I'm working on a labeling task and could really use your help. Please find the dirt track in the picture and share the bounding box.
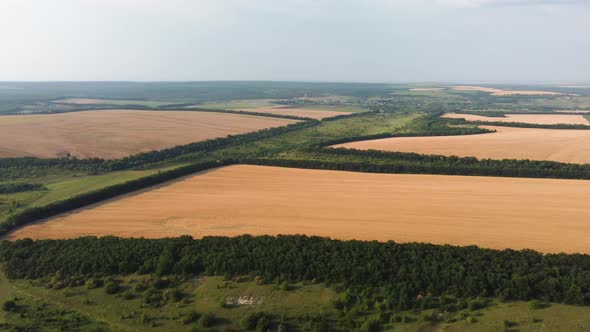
[7,165,590,254]
[335,126,590,164]
[0,110,297,159]
[442,113,590,125]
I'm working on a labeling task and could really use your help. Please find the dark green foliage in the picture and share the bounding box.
[199,312,216,328]
[241,312,267,330]
[2,300,17,312]
[142,288,164,307]
[3,235,590,308]
[104,282,119,294]
[183,310,200,325]
[0,183,46,194]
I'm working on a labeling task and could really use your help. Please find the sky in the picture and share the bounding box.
[0,0,589,83]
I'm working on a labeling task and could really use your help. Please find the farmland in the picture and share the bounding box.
[450,86,564,96]
[7,164,590,254]
[0,110,297,159]
[235,105,353,119]
[335,125,590,164]
[442,112,590,125]
[3,81,590,331]
[53,98,174,108]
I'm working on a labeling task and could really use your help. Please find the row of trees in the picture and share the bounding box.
[0,160,235,236]
[0,183,45,194]
[2,235,589,307]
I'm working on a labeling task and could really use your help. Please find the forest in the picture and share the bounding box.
[2,235,589,308]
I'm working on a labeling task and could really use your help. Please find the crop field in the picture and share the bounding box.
[53,98,173,107]
[450,86,564,96]
[7,165,590,254]
[336,125,590,164]
[442,112,590,125]
[244,105,353,119]
[0,110,297,159]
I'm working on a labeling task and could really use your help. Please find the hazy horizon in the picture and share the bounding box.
[1,0,589,82]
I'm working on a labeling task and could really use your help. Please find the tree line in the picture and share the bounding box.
[0,160,236,236]
[2,235,589,308]
[0,183,46,194]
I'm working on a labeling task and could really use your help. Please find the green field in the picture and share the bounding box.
[55,99,176,108]
[3,273,590,332]
[0,165,183,224]
[194,99,279,109]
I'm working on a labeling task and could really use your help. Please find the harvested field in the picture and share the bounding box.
[0,110,297,159]
[6,165,590,254]
[451,86,563,96]
[442,112,590,125]
[334,126,590,164]
[245,106,352,119]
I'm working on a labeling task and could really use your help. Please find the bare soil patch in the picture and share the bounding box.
[245,106,351,120]
[451,86,563,96]
[442,113,590,125]
[334,126,590,164]
[0,110,297,159]
[6,165,590,254]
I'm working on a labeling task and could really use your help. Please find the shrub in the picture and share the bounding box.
[163,288,184,302]
[241,312,266,330]
[2,300,17,312]
[361,318,381,332]
[85,278,104,289]
[468,297,487,311]
[199,312,216,328]
[143,288,164,307]
[182,310,200,325]
[105,282,120,294]
[528,299,550,309]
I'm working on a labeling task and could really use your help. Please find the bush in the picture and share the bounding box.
[104,282,120,294]
[85,278,104,289]
[143,288,164,307]
[241,312,266,330]
[199,312,216,328]
[528,299,550,309]
[164,288,184,302]
[468,297,487,311]
[361,318,381,332]
[123,291,136,300]
[2,300,17,312]
[182,310,200,325]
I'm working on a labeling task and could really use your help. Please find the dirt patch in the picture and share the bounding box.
[442,113,590,125]
[245,106,351,120]
[0,110,297,159]
[451,86,563,96]
[6,165,590,254]
[334,126,590,164]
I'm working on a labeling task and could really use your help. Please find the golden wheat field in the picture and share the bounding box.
[7,165,590,254]
[442,113,590,125]
[451,86,564,96]
[0,110,297,159]
[334,125,590,164]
